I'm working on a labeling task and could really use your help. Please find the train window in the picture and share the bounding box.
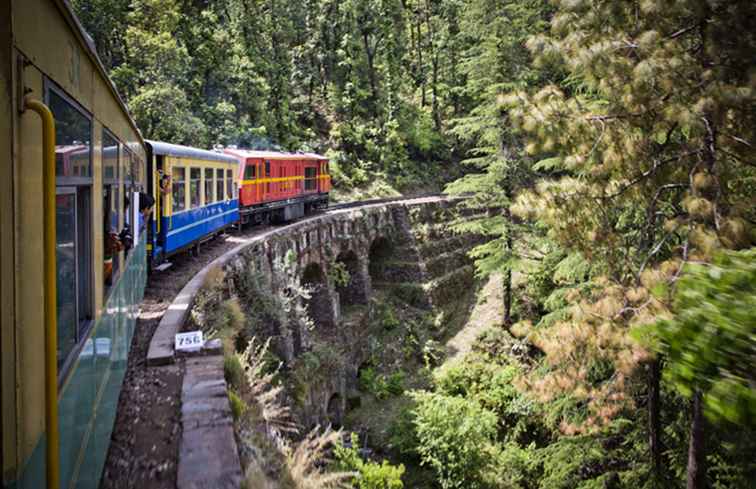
[172,167,186,212]
[48,86,92,182]
[216,168,224,201]
[190,168,201,208]
[244,164,255,180]
[226,169,233,200]
[305,167,317,191]
[123,149,134,192]
[265,161,271,193]
[204,168,214,204]
[102,130,120,294]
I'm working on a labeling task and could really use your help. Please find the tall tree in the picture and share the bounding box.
[507,0,755,482]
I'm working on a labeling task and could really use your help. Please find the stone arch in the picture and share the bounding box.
[335,249,368,307]
[368,236,394,284]
[326,392,343,427]
[302,262,335,328]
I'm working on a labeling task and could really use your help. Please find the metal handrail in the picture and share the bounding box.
[23,97,60,489]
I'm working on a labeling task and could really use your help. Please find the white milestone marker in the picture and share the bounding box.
[175,331,204,353]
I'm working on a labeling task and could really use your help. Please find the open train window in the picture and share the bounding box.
[216,168,224,202]
[244,164,255,180]
[226,169,234,200]
[204,168,214,204]
[190,168,201,208]
[172,167,186,212]
[102,130,120,296]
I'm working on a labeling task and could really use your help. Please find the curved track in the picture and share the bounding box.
[100,193,444,489]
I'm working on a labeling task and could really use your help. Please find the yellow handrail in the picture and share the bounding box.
[24,97,59,489]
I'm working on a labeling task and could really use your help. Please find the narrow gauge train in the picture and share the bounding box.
[1,2,331,489]
[145,142,331,265]
[2,1,148,488]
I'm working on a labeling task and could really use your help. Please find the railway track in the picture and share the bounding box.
[101,192,447,489]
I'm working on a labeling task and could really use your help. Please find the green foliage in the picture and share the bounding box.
[329,261,351,289]
[642,249,756,426]
[376,302,401,331]
[334,433,405,489]
[433,357,535,435]
[224,354,245,390]
[359,367,405,399]
[228,389,248,421]
[410,391,498,489]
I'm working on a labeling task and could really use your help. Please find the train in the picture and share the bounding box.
[145,142,330,266]
[0,1,329,489]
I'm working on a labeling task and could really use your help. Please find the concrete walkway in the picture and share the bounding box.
[177,355,242,489]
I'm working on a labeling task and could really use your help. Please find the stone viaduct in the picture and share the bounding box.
[147,196,489,488]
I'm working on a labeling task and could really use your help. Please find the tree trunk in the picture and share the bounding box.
[503,207,513,326]
[686,391,706,489]
[648,359,661,485]
[415,19,425,107]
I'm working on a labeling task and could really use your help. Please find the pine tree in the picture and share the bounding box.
[505,0,755,483]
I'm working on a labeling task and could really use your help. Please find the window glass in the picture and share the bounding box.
[205,168,214,204]
[50,89,91,180]
[265,161,270,176]
[123,149,134,192]
[226,169,233,200]
[244,164,255,180]
[216,168,224,202]
[172,167,186,212]
[56,191,77,367]
[305,167,317,191]
[190,168,201,208]
[102,131,120,292]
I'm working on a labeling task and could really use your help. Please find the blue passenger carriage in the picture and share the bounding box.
[146,141,240,264]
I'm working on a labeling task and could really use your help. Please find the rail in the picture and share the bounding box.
[326,192,444,212]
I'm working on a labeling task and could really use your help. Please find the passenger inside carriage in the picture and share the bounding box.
[116,192,155,255]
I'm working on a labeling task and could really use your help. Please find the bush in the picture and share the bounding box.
[359,367,405,399]
[229,389,248,421]
[335,433,405,489]
[410,391,498,489]
[224,354,245,389]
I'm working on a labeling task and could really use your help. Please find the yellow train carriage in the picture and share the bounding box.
[1,1,148,488]
[146,140,240,262]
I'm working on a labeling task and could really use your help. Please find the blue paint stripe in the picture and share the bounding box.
[159,200,239,254]
[167,208,238,236]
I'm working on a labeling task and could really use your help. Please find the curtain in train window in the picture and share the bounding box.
[204,168,214,204]
[190,168,201,208]
[226,169,233,200]
[102,131,120,293]
[172,167,186,212]
[216,168,224,202]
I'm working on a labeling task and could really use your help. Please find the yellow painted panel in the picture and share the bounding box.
[92,123,103,318]
[14,0,95,111]
[1,16,18,480]
[15,65,47,466]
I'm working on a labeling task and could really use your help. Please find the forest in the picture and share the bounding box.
[74,0,755,488]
